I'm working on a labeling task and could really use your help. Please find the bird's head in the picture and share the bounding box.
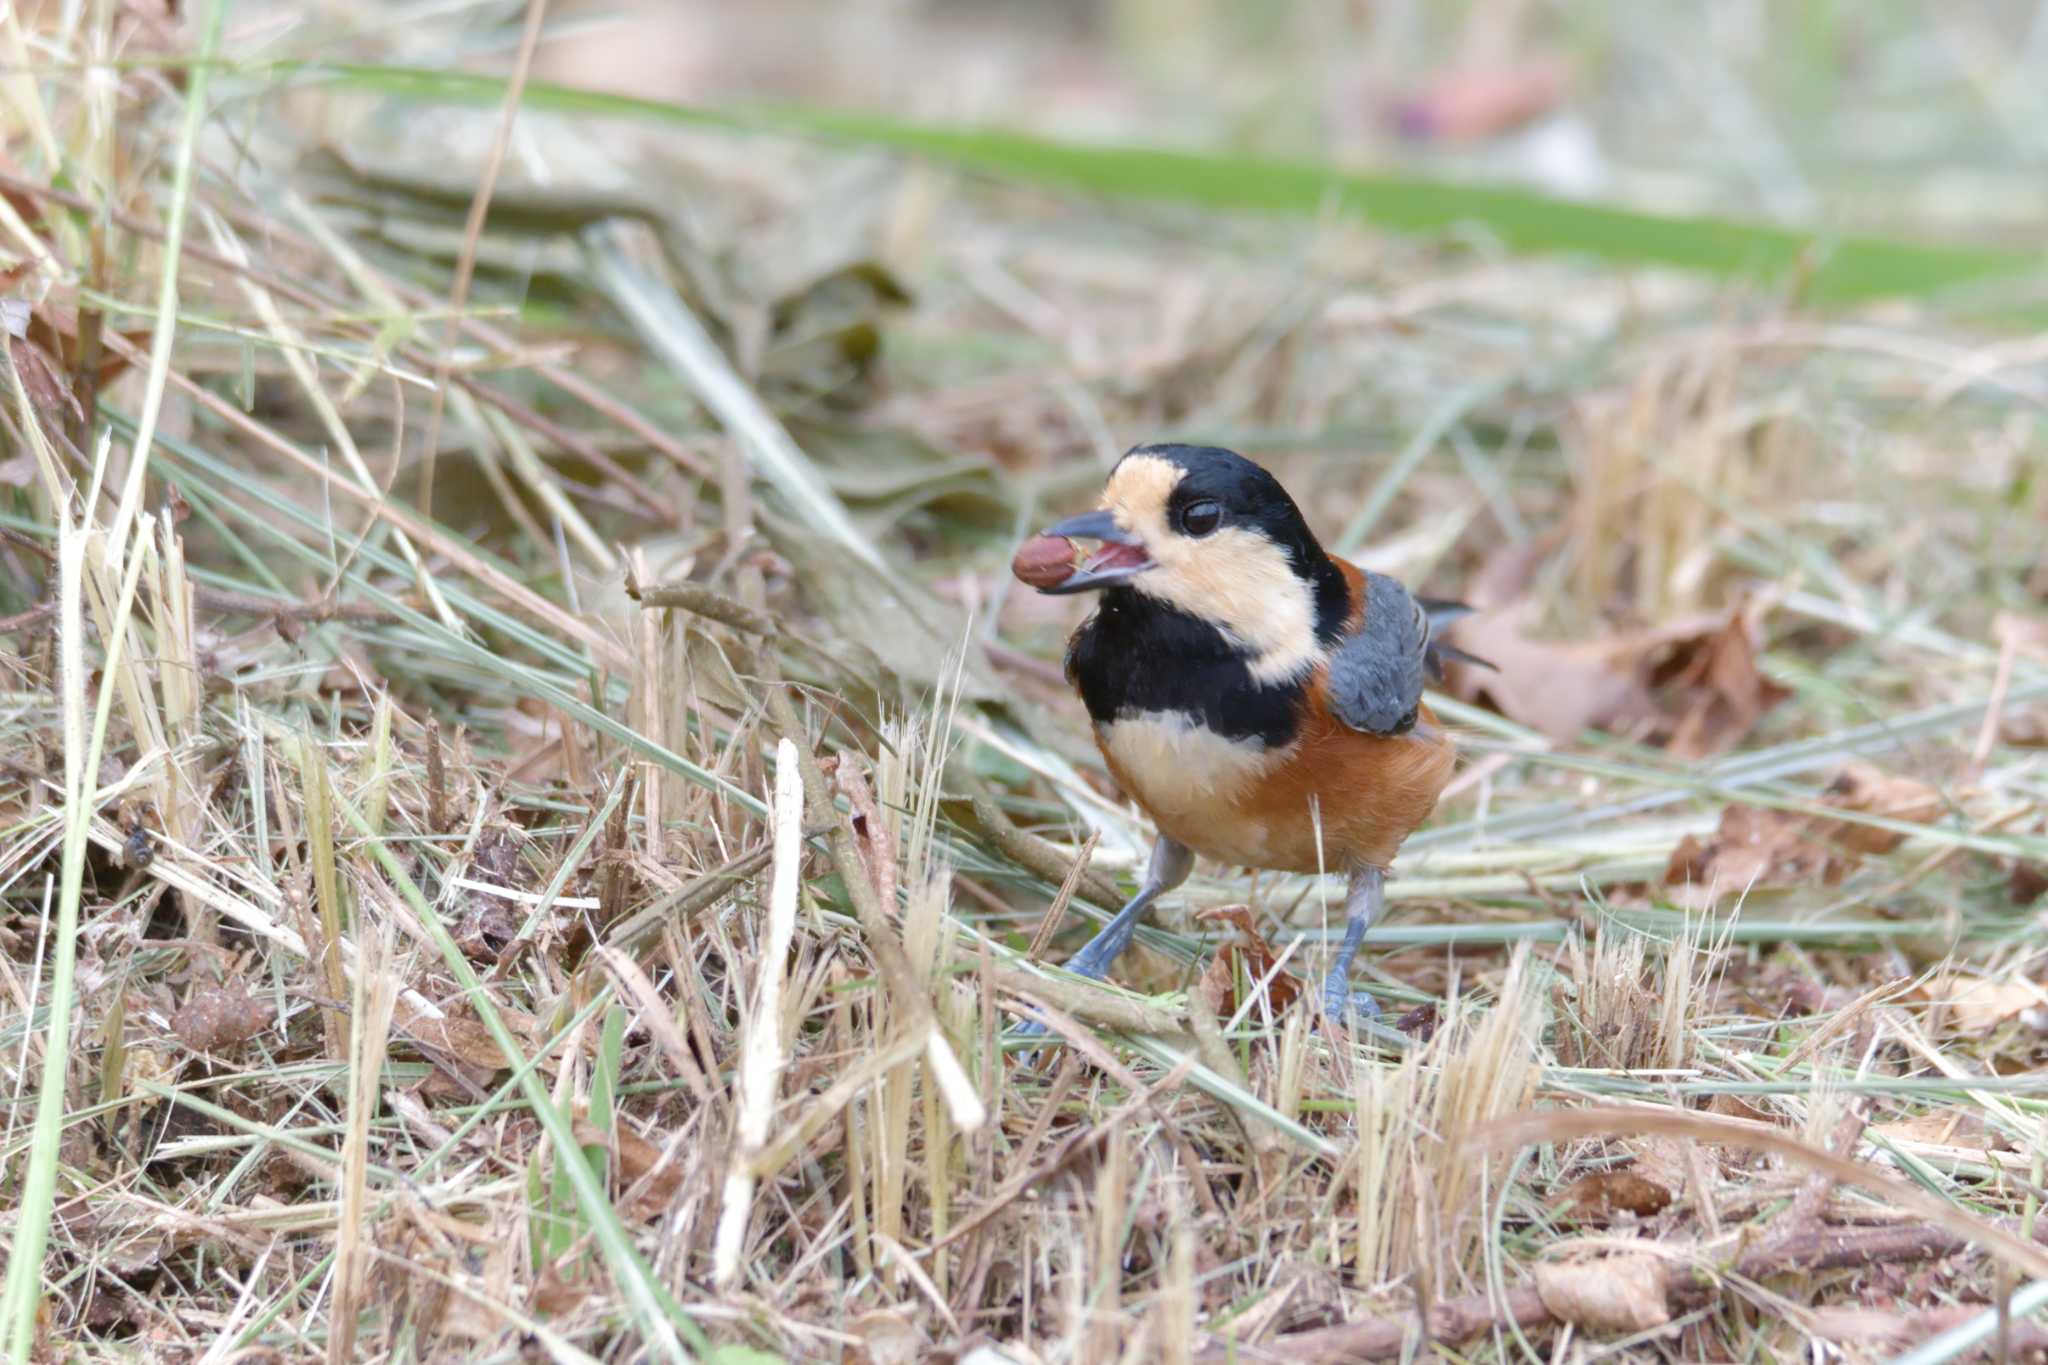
[1035,444,1344,680]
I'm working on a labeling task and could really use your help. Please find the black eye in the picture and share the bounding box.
[1179,499,1222,537]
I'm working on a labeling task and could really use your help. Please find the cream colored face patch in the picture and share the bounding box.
[1099,453,1323,684]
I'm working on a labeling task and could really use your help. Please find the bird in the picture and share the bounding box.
[1013,443,1488,1025]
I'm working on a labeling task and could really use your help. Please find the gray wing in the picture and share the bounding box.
[1326,572,1432,736]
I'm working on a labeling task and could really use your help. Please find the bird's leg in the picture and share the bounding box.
[1011,836,1192,1042]
[1063,836,1193,980]
[1320,863,1386,1023]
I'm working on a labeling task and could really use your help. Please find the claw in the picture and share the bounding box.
[1319,972,1383,1027]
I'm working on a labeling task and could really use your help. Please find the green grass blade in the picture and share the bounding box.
[283,61,2047,306]
[340,793,708,1360]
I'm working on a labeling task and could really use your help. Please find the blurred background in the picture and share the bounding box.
[506,0,2048,239]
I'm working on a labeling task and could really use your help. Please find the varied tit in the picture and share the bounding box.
[1013,443,1488,1024]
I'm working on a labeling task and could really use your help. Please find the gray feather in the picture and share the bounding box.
[1327,572,1430,736]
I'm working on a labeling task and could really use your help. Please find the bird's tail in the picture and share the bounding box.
[1416,597,1498,679]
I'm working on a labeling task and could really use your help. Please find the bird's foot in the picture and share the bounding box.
[1008,1013,1052,1044]
[1319,971,1383,1028]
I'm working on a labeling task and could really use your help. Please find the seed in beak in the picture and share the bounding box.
[1012,534,1080,590]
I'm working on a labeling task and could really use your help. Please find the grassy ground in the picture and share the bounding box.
[6,3,2048,1361]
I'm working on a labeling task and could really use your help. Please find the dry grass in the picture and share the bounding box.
[5,4,2048,1363]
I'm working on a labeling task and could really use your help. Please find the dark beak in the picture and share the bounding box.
[1038,509,1154,595]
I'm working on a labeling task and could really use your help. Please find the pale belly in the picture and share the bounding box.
[1095,711,1291,867]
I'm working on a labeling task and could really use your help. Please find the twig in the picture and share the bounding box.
[1781,1108,1870,1233]
[1027,828,1099,961]
[599,839,776,955]
[189,585,400,624]
[0,601,56,635]
[969,795,1126,913]
[0,524,56,561]
[628,576,775,635]
[991,964,1184,1035]
[1195,1217,2040,1363]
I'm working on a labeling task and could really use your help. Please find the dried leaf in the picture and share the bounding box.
[170,979,275,1054]
[1446,544,1787,754]
[392,996,532,1071]
[1663,764,1942,908]
[1193,905,1302,1016]
[843,1307,923,1365]
[1532,1254,1670,1332]
[12,334,82,428]
[24,306,143,387]
[1869,1109,2007,1153]
[1551,1170,1674,1223]
[1812,764,1942,855]
[1920,975,2048,1034]
[1664,805,1840,910]
[1445,600,1657,743]
[530,1263,592,1317]
[1706,1093,1775,1126]
[571,1118,684,1217]
[1652,611,1793,758]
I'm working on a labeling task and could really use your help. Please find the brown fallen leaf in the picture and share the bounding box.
[170,979,275,1054]
[1811,764,1944,855]
[1550,1170,1674,1223]
[1918,975,2048,1035]
[1447,601,1787,755]
[1664,805,1840,911]
[1531,1254,1670,1333]
[12,333,82,429]
[571,1118,683,1216]
[24,304,144,390]
[1868,1109,2009,1153]
[1706,1093,1776,1127]
[529,1263,592,1317]
[843,1307,923,1365]
[1193,905,1302,1017]
[1662,764,1943,909]
[1444,600,1658,744]
[392,995,534,1071]
[1653,611,1793,759]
